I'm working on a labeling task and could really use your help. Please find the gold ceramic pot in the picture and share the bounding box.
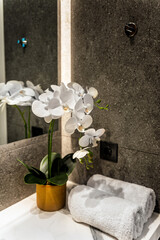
[36,184,66,211]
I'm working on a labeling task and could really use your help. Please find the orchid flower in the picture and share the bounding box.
[0,80,39,107]
[0,80,45,138]
[0,80,24,100]
[51,82,76,110]
[65,115,93,134]
[26,80,43,99]
[32,82,76,123]
[67,82,85,98]
[87,87,98,99]
[6,88,36,106]
[73,148,90,160]
[73,93,94,117]
[79,128,105,147]
[67,82,98,99]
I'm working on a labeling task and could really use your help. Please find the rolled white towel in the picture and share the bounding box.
[68,185,144,240]
[87,174,156,223]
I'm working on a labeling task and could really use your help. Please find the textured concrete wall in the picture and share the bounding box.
[71,0,160,212]
[3,0,58,143]
[0,133,61,211]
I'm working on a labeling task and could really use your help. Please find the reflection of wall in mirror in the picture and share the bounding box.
[3,0,58,144]
[0,0,7,145]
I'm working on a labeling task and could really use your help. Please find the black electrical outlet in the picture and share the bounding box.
[100,141,118,163]
[32,126,43,137]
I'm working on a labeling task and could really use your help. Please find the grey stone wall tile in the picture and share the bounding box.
[71,0,160,212]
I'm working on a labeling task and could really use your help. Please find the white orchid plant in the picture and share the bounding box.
[0,80,43,138]
[30,82,108,173]
[1,80,108,186]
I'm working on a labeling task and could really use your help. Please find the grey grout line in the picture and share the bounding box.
[119,146,159,156]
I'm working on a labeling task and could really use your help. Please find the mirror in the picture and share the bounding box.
[0,0,58,145]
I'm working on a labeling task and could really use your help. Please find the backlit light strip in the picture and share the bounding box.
[58,0,72,156]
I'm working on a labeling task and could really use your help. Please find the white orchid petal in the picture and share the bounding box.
[60,89,73,104]
[48,98,61,109]
[53,91,60,98]
[26,80,43,94]
[68,82,84,96]
[81,115,93,129]
[51,115,62,120]
[95,137,100,141]
[92,139,98,147]
[60,82,68,93]
[85,128,96,136]
[44,115,52,123]
[51,85,60,92]
[7,95,33,105]
[49,106,64,117]
[26,80,34,88]
[79,135,91,147]
[35,85,43,94]
[73,149,89,159]
[75,98,84,112]
[39,91,53,102]
[65,117,77,134]
[84,94,94,107]
[74,98,85,119]
[88,87,98,98]
[84,103,93,114]
[21,88,35,96]
[74,109,85,120]
[7,80,24,86]
[95,128,105,137]
[5,81,23,96]
[66,97,76,110]
[17,101,32,106]
[32,100,50,118]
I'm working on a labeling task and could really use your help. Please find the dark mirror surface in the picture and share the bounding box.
[1,0,58,144]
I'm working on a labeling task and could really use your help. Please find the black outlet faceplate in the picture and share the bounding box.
[100,141,118,163]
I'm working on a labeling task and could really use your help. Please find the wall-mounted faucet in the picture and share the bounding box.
[17,37,28,48]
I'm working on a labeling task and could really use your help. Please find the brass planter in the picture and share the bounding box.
[36,184,66,211]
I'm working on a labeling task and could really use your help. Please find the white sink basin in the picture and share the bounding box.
[0,182,160,240]
[0,194,95,240]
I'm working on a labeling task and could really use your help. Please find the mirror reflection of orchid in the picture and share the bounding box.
[32,82,108,170]
[0,80,43,138]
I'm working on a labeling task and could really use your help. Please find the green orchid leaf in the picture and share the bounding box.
[17,159,46,179]
[17,158,31,171]
[30,167,46,179]
[48,173,68,186]
[24,174,47,185]
[51,156,63,177]
[62,153,76,176]
[40,152,61,177]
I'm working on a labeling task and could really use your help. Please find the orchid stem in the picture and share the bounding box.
[79,132,83,150]
[14,105,28,139]
[48,119,54,179]
[28,106,31,138]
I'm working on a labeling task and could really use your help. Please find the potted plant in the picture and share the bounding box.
[16,82,108,211]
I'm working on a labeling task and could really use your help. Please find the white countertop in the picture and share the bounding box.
[0,182,160,240]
